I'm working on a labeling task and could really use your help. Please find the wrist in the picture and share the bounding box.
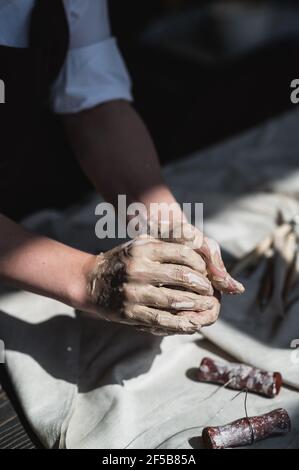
[136,185,178,210]
[67,252,101,313]
[129,185,185,229]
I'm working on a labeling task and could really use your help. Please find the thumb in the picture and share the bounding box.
[198,237,245,295]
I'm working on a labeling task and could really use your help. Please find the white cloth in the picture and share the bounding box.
[1,109,299,449]
[0,0,132,112]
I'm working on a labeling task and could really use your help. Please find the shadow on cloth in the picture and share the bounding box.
[0,309,163,392]
[76,312,163,393]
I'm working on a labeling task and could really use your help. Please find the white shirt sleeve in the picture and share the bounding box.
[51,0,133,113]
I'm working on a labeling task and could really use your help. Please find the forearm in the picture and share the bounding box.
[0,214,95,310]
[63,101,244,295]
[63,100,177,210]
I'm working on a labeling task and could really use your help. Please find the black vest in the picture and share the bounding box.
[0,0,90,220]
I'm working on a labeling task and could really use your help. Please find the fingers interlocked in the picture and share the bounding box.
[92,237,220,335]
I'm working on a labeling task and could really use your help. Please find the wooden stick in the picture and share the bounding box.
[202,408,291,449]
[198,357,282,398]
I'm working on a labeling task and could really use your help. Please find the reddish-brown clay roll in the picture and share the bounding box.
[198,357,282,398]
[202,408,291,449]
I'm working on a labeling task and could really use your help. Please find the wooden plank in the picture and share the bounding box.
[0,382,36,449]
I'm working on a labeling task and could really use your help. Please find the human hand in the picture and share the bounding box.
[87,236,220,335]
[157,221,245,295]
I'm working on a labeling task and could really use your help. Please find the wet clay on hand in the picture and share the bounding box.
[88,236,220,335]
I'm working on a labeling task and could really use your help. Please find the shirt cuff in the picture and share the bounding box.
[51,37,133,114]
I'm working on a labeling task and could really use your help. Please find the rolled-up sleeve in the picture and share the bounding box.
[51,0,132,114]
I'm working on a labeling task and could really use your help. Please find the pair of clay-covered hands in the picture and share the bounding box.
[88,223,245,335]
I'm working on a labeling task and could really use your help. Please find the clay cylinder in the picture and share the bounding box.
[198,357,282,398]
[202,408,291,449]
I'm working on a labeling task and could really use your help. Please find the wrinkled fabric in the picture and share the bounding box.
[1,109,299,449]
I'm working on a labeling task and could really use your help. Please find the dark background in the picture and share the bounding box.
[109,0,299,163]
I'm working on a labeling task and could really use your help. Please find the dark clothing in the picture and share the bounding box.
[0,0,90,220]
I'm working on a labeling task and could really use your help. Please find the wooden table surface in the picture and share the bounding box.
[0,370,37,449]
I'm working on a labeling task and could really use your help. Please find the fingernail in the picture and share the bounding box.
[189,320,202,332]
[186,272,211,291]
[215,274,245,294]
[204,299,215,309]
[172,301,195,310]
[232,278,245,294]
